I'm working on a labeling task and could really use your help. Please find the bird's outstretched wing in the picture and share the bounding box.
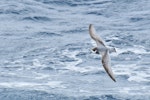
[89,24,106,48]
[89,24,116,82]
[101,49,116,82]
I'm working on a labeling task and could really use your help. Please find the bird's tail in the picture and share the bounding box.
[109,47,116,53]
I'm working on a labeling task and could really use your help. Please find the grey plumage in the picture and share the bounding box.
[89,24,116,82]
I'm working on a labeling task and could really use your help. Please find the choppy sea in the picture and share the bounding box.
[0,0,150,100]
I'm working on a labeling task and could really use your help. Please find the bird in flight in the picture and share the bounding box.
[89,24,116,82]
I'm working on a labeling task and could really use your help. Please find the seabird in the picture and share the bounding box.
[89,24,116,82]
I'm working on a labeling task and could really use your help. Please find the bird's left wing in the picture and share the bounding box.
[101,49,116,82]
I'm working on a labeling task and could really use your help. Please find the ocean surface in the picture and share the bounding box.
[0,0,150,100]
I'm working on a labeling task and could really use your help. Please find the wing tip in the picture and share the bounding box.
[109,74,116,82]
[109,73,117,82]
[112,78,117,82]
[89,24,93,29]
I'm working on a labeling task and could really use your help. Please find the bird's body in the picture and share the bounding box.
[89,24,116,82]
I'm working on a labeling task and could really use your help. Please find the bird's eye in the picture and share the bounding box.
[93,49,96,52]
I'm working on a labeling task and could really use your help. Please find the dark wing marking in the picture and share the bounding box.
[89,24,106,48]
[101,49,116,82]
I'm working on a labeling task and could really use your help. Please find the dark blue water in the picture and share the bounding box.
[0,0,150,99]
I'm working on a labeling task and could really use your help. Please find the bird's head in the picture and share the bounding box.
[92,47,99,54]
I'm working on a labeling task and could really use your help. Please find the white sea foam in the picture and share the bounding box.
[0,81,65,89]
[33,72,50,80]
[116,45,149,55]
[61,49,82,70]
[114,64,150,83]
[128,69,150,82]
[0,82,39,88]
[128,76,149,82]
[46,81,66,88]
[61,49,102,73]
[65,66,101,73]
[119,86,150,95]
[32,59,46,68]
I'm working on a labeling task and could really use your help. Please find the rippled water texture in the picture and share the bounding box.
[0,0,150,100]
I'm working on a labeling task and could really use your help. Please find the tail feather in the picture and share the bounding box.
[109,47,116,53]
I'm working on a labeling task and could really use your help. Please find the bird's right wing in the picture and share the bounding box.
[101,49,116,82]
[89,24,106,48]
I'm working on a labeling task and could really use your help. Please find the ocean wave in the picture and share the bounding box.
[23,16,51,21]
[0,0,150,99]
[37,31,62,36]
[0,88,150,100]
[114,64,150,83]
